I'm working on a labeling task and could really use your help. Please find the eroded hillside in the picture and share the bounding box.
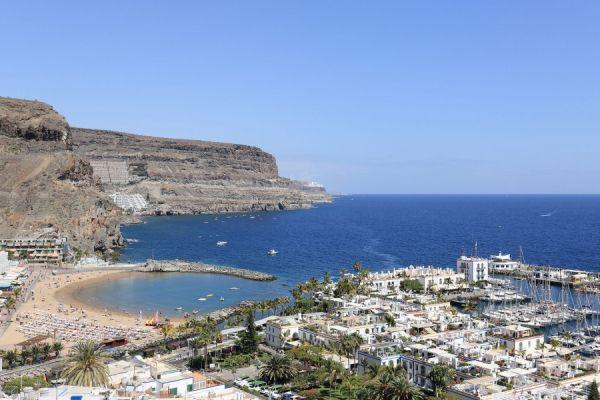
[0,96,329,256]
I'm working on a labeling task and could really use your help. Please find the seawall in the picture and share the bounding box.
[136,259,276,281]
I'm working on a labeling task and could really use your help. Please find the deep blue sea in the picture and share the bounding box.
[77,195,600,316]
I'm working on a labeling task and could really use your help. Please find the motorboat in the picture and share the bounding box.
[219,296,225,301]
[198,298,207,301]
[267,249,279,256]
[229,287,240,291]
[207,294,214,297]
[175,307,183,311]
[216,241,228,246]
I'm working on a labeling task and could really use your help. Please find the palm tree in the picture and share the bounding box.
[428,364,455,397]
[353,261,362,272]
[341,332,364,370]
[384,313,396,327]
[325,361,348,397]
[20,347,31,365]
[30,344,41,363]
[370,372,423,400]
[5,296,15,312]
[61,341,109,387]
[53,341,64,357]
[159,323,174,343]
[323,271,332,285]
[259,354,297,384]
[41,343,52,360]
[5,350,17,368]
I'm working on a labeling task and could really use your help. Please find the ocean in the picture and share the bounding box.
[76,195,600,315]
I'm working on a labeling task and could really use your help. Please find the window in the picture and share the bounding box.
[169,388,178,396]
[187,384,193,392]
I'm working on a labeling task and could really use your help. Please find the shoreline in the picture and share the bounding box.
[0,265,273,350]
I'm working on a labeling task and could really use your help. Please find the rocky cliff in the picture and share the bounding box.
[71,128,329,214]
[0,96,329,256]
[0,97,123,255]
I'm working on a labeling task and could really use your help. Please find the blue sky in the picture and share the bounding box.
[1,1,599,194]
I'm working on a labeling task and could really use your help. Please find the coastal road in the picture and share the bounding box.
[0,359,62,384]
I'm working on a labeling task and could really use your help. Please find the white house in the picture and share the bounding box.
[456,255,489,283]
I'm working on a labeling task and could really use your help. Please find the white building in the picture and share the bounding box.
[457,255,489,283]
[369,266,463,294]
[494,325,544,353]
[489,252,520,272]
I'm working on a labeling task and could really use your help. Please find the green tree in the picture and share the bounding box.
[61,341,109,387]
[5,296,16,312]
[237,310,259,354]
[428,364,455,397]
[30,344,41,363]
[158,323,174,343]
[53,341,64,357]
[370,371,423,400]
[259,354,297,384]
[341,332,364,370]
[20,347,31,365]
[4,350,18,368]
[41,343,52,360]
[323,271,332,285]
[384,313,397,327]
[589,380,600,400]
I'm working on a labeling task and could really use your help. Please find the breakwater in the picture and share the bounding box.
[136,259,276,281]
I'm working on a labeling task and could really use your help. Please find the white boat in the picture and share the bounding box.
[175,307,183,311]
[192,310,199,314]
[267,249,278,256]
[198,298,207,301]
[216,241,228,246]
[206,294,214,297]
[229,287,240,291]
[219,296,225,301]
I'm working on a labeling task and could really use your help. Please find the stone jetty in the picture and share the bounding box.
[136,259,276,281]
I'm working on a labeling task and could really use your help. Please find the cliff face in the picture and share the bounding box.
[71,128,330,214]
[0,96,329,256]
[0,97,71,145]
[0,97,123,255]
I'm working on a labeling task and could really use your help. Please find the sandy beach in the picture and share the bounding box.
[0,269,159,350]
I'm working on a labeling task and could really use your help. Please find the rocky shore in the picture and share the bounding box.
[137,259,276,281]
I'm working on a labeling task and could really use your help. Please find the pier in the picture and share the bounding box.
[492,263,600,293]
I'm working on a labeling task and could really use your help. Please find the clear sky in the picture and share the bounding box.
[1,1,599,194]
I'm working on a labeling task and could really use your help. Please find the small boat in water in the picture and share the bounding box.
[175,306,183,311]
[216,241,228,246]
[207,293,214,297]
[267,249,279,256]
[198,298,207,301]
[219,296,225,301]
[192,310,199,314]
[229,287,240,291]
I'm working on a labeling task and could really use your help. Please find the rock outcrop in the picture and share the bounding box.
[0,97,71,146]
[0,96,329,256]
